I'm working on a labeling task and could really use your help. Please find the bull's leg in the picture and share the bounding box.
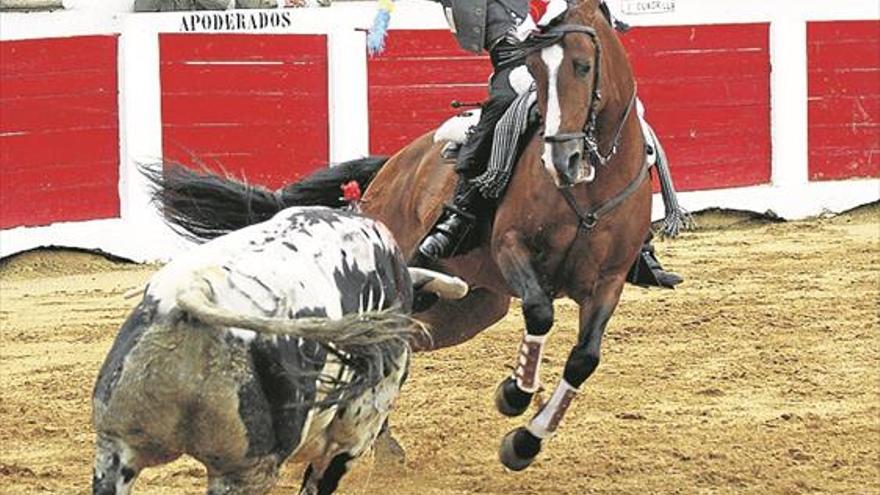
[499,274,626,471]
[493,233,555,418]
[299,453,355,495]
[373,418,406,468]
[92,435,141,495]
[206,456,280,495]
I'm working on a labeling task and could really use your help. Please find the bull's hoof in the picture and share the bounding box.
[373,429,407,469]
[494,376,533,417]
[499,427,541,471]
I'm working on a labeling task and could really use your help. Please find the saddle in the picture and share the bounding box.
[434,89,542,201]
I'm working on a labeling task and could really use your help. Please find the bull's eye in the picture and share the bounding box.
[573,60,591,78]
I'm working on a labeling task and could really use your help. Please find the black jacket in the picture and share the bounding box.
[434,0,529,54]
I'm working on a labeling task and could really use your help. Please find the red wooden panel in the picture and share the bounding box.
[161,34,327,61]
[638,76,769,108]
[368,30,492,155]
[807,21,880,41]
[808,96,879,126]
[809,42,880,71]
[624,24,770,52]
[808,123,879,150]
[808,21,880,181]
[160,34,328,188]
[0,69,116,99]
[810,69,880,97]
[0,36,118,73]
[1,94,118,132]
[0,128,119,169]
[162,93,322,125]
[0,36,120,229]
[622,50,769,80]
[367,25,771,191]
[625,24,771,191]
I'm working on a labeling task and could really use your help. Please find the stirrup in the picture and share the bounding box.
[417,206,476,261]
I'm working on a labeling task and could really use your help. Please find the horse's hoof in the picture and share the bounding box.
[494,376,533,417]
[373,429,406,468]
[499,427,541,471]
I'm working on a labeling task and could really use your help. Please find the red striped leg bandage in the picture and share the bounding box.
[514,333,547,394]
[526,379,578,439]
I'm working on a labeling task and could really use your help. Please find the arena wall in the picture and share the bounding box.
[1,0,878,261]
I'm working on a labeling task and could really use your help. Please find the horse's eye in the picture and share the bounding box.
[573,60,591,77]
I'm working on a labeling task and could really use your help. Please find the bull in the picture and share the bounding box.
[91,206,466,495]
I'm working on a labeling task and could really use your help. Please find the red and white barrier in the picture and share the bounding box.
[1,0,878,261]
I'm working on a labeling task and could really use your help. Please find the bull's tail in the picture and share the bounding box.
[144,156,389,243]
[176,273,420,348]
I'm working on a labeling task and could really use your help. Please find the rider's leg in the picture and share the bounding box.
[628,232,683,289]
[414,67,518,264]
[629,99,683,289]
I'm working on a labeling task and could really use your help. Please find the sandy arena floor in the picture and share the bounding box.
[1,206,878,495]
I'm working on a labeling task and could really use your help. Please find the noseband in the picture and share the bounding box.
[527,24,636,168]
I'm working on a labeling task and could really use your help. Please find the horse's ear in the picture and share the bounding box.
[569,0,601,21]
[576,0,600,10]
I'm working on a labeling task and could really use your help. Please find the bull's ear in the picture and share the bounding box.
[408,268,469,300]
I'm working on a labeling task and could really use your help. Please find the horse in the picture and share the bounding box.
[153,0,651,471]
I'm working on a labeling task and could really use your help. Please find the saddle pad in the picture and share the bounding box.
[434,110,482,145]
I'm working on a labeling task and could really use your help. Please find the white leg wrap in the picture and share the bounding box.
[514,332,547,394]
[526,379,578,440]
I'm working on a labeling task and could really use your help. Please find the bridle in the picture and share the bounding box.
[528,22,652,290]
[526,24,636,168]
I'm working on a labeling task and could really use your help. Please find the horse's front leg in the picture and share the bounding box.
[493,233,556,418]
[499,273,626,471]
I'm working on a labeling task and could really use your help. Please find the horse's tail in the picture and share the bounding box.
[143,156,389,243]
[276,156,389,208]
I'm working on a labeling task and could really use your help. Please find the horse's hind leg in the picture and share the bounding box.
[493,233,555,418]
[414,287,511,351]
[499,274,626,471]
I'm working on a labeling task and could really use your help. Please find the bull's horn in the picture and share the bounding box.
[408,268,469,300]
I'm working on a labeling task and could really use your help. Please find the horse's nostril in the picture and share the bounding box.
[568,152,581,171]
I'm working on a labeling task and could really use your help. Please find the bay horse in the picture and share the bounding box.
[154,0,651,471]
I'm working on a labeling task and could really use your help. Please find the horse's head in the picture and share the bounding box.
[527,0,608,188]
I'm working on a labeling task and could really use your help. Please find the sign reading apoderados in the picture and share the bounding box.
[180,11,293,32]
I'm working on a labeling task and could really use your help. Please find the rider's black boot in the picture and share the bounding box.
[415,178,478,264]
[627,236,683,289]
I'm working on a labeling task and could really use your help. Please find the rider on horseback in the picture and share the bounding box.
[417,0,683,289]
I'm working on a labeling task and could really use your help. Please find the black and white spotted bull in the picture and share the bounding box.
[91,207,466,495]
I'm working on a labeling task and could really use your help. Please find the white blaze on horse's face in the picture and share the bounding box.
[539,43,596,188]
[541,44,564,185]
